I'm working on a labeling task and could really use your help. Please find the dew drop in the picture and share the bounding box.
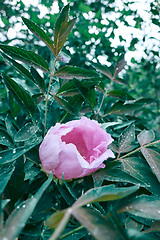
[22,205,26,208]
[13,149,16,154]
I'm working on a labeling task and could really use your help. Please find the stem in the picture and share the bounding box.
[119,139,160,160]
[97,81,113,116]
[44,59,57,136]
[59,225,84,239]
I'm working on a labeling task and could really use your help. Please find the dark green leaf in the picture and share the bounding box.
[73,184,139,208]
[92,62,112,79]
[0,44,49,73]
[141,148,160,183]
[54,95,74,114]
[1,52,35,81]
[137,130,155,146]
[0,138,42,165]
[72,207,125,240]
[57,81,79,96]
[0,164,15,195]
[0,129,13,147]
[54,66,99,79]
[2,72,35,117]
[112,78,129,86]
[22,17,54,54]
[108,90,133,101]
[118,123,135,153]
[114,57,126,77]
[54,4,76,56]
[0,173,53,240]
[30,67,45,93]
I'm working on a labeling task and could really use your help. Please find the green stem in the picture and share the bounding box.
[44,59,57,136]
[59,225,84,239]
[97,81,113,116]
[119,139,160,160]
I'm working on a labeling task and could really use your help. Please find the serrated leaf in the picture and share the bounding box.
[141,148,160,183]
[54,95,74,114]
[0,138,42,165]
[2,72,35,116]
[92,62,113,79]
[54,66,99,79]
[1,52,35,81]
[72,207,125,240]
[137,130,155,146]
[118,195,160,220]
[118,123,135,153]
[0,164,15,195]
[30,67,45,93]
[0,44,49,73]
[121,157,160,195]
[0,172,53,240]
[14,122,39,142]
[73,184,139,208]
[22,17,55,54]
[54,4,76,56]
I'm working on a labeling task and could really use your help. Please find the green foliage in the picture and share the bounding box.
[0,1,160,240]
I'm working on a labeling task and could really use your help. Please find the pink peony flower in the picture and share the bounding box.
[39,117,115,180]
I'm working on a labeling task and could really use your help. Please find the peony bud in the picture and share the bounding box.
[39,117,115,180]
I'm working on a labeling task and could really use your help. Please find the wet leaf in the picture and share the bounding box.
[73,184,139,208]
[141,148,160,183]
[54,95,74,114]
[0,164,15,195]
[137,130,155,146]
[30,67,45,93]
[118,123,135,153]
[118,195,160,220]
[114,57,126,77]
[14,122,39,142]
[0,173,53,240]
[92,62,113,79]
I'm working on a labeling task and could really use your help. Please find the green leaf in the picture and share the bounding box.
[1,52,35,81]
[112,78,129,86]
[30,67,45,93]
[0,44,49,73]
[2,72,35,117]
[54,4,76,56]
[118,195,160,221]
[54,95,74,114]
[108,90,134,101]
[57,81,79,96]
[72,207,125,240]
[118,123,135,153]
[141,148,160,183]
[0,138,42,165]
[92,62,113,79]
[121,157,160,195]
[22,17,55,54]
[54,66,99,79]
[46,210,66,229]
[14,122,39,142]
[114,57,126,77]
[92,164,146,188]
[73,184,139,208]
[137,130,155,146]
[0,164,15,195]
[0,173,53,240]
[0,129,13,147]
